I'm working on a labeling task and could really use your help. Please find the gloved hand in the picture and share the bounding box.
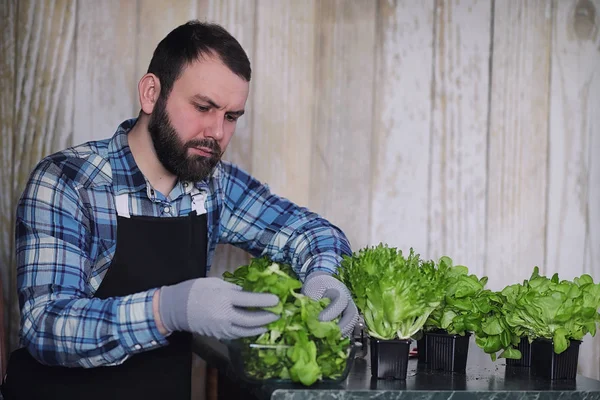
[301,271,359,337]
[158,277,280,339]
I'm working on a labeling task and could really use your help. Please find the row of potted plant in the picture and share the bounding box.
[334,244,600,381]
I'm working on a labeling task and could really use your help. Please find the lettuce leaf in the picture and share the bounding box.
[335,244,444,340]
[223,256,351,386]
[501,267,600,354]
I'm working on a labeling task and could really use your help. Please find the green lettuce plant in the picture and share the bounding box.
[223,257,351,386]
[335,244,444,340]
[501,267,600,354]
[421,257,521,361]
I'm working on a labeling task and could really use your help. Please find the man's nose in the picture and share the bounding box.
[205,113,224,141]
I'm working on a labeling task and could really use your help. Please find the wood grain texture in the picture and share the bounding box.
[0,0,17,363]
[546,0,600,379]
[73,0,139,143]
[582,0,600,378]
[196,0,257,279]
[370,0,435,256]
[135,0,197,84]
[485,0,552,291]
[250,0,316,208]
[310,0,377,251]
[428,0,491,277]
[0,0,16,296]
[11,0,76,348]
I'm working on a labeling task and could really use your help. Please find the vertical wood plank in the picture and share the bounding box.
[73,0,139,143]
[547,0,600,379]
[485,0,552,291]
[370,0,435,256]
[583,0,600,377]
[428,0,492,277]
[136,0,197,84]
[0,0,17,358]
[251,0,316,208]
[194,1,257,279]
[310,0,377,251]
[11,0,76,348]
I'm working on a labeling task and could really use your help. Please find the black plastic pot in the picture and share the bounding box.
[530,338,581,380]
[370,338,411,380]
[506,337,532,367]
[426,330,471,372]
[417,336,428,364]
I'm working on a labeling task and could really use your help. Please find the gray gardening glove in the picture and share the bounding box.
[159,277,280,339]
[301,271,359,338]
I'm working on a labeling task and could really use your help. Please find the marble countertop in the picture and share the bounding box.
[192,335,600,400]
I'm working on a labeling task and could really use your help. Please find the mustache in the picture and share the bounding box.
[186,139,222,157]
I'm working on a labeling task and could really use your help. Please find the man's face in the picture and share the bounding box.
[148,55,249,182]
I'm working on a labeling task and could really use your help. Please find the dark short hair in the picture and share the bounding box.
[147,20,251,98]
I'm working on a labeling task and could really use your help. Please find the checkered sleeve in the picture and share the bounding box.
[218,162,352,281]
[15,159,168,368]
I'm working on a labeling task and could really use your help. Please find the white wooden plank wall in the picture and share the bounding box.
[370,0,435,257]
[0,0,16,312]
[309,0,377,250]
[486,0,552,290]
[73,0,139,143]
[428,0,491,279]
[1,0,599,383]
[0,0,17,375]
[547,0,600,379]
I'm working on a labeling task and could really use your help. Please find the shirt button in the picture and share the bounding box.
[163,206,171,213]
[134,344,142,350]
[183,182,188,187]
[151,340,157,346]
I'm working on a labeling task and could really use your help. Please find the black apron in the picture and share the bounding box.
[1,192,208,400]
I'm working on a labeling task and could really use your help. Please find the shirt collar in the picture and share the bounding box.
[108,118,148,195]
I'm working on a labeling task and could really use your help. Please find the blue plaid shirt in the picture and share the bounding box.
[16,118,351,368]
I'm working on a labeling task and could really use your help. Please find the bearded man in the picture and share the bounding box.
[1,20,358,400]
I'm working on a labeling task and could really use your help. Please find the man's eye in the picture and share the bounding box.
[195,105,209,112]
[226,114,238,122]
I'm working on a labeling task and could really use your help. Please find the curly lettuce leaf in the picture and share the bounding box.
[336,244,444,340]
[223,256,350,386]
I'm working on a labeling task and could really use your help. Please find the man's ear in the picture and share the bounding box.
[138,73,161,114]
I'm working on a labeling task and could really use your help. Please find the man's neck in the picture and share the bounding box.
[128,116,178,196]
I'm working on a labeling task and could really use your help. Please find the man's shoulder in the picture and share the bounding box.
[213,160,253,182]
[210,160,274,199]
[36,138,113,189]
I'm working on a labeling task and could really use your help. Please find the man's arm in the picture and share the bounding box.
[217,162,352,280]
[217,163,359,336]
[16,160,168,368]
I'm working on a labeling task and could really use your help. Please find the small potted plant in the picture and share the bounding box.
[336,245,444,380]
[501,267,600,380]
[420,257,488,372]
[468,289,521,363]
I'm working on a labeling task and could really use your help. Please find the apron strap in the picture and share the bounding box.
[115,194,130,218]
[190,187,207,215]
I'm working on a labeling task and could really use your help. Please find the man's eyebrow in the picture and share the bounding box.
[227,109,245,117]
[191,94,244,116]
[192,94,221,109]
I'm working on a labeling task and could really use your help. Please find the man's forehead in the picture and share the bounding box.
[174,58,249,104]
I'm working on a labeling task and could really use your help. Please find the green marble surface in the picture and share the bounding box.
[192,335,600,400]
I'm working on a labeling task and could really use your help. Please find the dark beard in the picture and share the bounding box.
[148,95,222,182]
